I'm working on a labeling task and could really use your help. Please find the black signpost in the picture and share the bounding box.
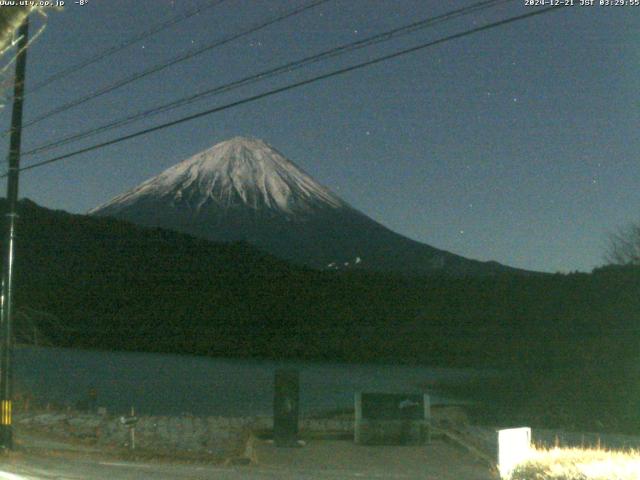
[273,368,299,447]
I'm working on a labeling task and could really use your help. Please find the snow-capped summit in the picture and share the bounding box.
[91,137,518,276]
[90,137,345,216]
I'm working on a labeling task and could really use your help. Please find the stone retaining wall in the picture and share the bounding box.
[15,412,249,457]
[15,407,465,456]
[14,411,355,456]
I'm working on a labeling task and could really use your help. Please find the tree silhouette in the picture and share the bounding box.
[606,223,640,266]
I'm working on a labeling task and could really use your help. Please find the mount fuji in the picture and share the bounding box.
[90,137,517,275]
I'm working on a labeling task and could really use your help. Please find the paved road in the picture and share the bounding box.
[255,438,497,480]
[0,438,497,480]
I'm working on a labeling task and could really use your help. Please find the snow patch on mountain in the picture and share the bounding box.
[90,137,346,216]
[327,256,364,270]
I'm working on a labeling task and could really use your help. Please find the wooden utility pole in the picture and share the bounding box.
[0,15,29,450]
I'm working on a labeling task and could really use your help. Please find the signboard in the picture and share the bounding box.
[355,392,430,445]
[360,393,426,420]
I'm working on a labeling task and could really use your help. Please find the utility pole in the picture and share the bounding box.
[0,16,29,450]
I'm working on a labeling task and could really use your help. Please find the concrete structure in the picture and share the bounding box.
[354,392,431,445]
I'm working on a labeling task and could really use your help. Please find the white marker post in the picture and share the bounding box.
[498,427,532,478]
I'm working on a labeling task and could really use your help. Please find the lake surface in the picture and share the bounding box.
[15,346,490,416]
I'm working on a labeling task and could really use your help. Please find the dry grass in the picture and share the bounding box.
[509,446,640,480]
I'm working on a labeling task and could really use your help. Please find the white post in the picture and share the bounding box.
[498,427,531,478]
[130,406,135,450]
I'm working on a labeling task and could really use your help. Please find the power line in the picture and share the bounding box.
[9,5,565,177]
[14,0,331,132]
[23,0,515,157]
[25,0,228,95]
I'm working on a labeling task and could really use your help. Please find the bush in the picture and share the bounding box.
[510,447,640,480]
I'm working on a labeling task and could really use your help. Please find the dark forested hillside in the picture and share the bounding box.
[3,199,640,431]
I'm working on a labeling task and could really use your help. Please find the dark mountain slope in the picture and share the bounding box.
[90,137,524,276]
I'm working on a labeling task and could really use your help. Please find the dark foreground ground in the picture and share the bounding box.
[0,433,497,480]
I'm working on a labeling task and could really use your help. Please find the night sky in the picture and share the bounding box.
[0,0,638,273]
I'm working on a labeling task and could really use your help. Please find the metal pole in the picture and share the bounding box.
[130,406,135,450]
[0,16,29,450]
